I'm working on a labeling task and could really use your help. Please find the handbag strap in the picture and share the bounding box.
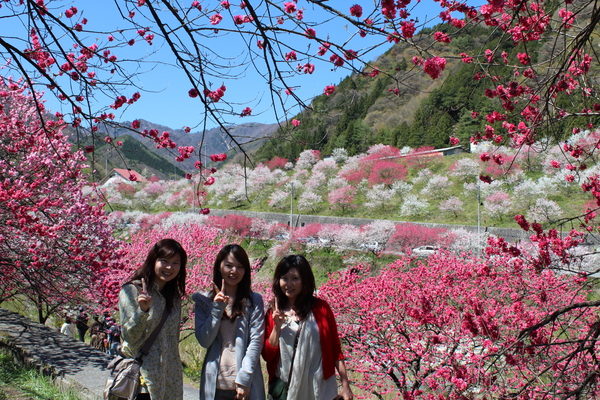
[287,320,303,384]
[138,308,169,358]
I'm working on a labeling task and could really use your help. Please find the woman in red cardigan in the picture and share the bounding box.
[262,255,353,400]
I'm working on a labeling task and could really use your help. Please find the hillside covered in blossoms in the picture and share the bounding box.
[100,131,598,232]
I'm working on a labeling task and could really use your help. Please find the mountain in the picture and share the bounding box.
[254,16,594,162]
[94,120,278,174]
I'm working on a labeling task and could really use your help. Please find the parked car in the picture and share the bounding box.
[411,245,438,257]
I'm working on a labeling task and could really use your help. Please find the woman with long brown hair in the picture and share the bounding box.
[118,238,187,400]
[194,244,265,400]
[263,255,353,400]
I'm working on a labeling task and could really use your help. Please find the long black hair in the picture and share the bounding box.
[272,255,316,321]
[212,244,253,319]
[128,238,187,311]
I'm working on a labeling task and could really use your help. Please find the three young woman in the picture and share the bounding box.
[194,244,266,400]
[118,239,350,400]
[262,255,353,400]
[118,238,187,400]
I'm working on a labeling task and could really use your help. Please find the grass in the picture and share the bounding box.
[0,348,83,400]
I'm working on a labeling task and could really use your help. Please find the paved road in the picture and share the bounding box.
[0,308,197,400]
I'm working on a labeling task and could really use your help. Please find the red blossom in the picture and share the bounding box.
[350,4,363,18]
[423,57,447,79]
[324,85,335,96]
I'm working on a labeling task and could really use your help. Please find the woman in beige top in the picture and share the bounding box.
[118,238,187,400]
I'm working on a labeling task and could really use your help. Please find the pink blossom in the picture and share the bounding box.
[317,43,330,56]
[204,176,215,185]
[423,57,447,79]
[412,56,423,66]
[433,31,451,43]
[305,28,316,38]
[350,4,363,18]
[210,153,227,162]
[450,137,460,145]
[517,53,530,65]
[132,120,141,129]
[401,21,416,38]
[324,85,335,96]
[210,13,223,25]
[65,7,77,18]
[284,2,296,13]
[329,54,344,67]
[292,119,300,127]
[240,107,252,117]
[285,51,297,61]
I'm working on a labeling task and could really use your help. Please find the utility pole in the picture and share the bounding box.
[477,184,481,253]
[290,182,294,232]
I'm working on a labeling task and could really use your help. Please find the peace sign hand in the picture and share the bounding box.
[271,299,285,330]
[133,278,152,312]
[213,279,229,303]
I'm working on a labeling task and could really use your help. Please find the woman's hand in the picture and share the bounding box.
[133,278,152,312]
[335,386,354,400]
[268,299,285,348]
[213,280,229,303]
[335,359,354,400]
[235,383,250,400]
[271,299,285,330]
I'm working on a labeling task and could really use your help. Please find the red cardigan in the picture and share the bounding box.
[262,298,344,383]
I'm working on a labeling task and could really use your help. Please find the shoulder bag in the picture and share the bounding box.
[103,308,169,400]
[268,320,303,400]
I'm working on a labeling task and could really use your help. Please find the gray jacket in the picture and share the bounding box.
[193,291,266,400]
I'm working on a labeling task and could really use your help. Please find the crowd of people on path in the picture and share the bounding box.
[59,306,122,355]
[61,239,352,400]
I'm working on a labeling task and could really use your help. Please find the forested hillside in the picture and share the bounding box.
[256,14,600,162]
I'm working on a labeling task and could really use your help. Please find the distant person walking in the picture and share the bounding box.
[107,321,121,356]
[75,306,89,342]
[89,315,105,351]
[118,238,187,400]
[60,317,77,339]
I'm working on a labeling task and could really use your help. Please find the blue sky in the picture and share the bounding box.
[1,1,462,131]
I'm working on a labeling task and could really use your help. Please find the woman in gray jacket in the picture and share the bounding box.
[194,244,265,400]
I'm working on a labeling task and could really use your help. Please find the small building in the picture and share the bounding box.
[99,168,148,187]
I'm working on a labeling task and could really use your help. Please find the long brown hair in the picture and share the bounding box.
[127,239,187,311]
[212,244,253,319]
[272,255,316,321]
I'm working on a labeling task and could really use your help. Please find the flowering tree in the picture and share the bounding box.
[328,185,358,212]
[386,223,448,253]
[484,191,513,222]
[320,250,597,399]
[0,78,124,323]
[6,0,600,394]
[440,196,464,218]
